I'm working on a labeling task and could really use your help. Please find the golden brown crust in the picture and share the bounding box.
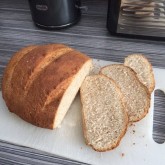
[10,44,70,98]
[2,44,90,129]
[2,45,38,107]
[100,64,151,123]
[24,45,73,93]
[124,54,155,93]
[7,44,71,113]
[30,51,89,129]
[80,74,128,152]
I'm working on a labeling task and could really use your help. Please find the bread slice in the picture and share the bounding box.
[80,75,128,152]
[2,44,93,129]
[124,54,155,93]
[100,64,150,122]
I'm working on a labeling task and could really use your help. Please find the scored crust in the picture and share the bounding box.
[124,54,155,93]
[5,44,72,112]
[2,44,92,129]
[80,74,128,152]
[100,64,151,122]
[2,45,38,104]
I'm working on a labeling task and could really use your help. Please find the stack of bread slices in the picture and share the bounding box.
[80,54,155,152]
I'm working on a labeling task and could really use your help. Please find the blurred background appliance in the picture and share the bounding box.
[28,0,82,29]
[107,0,165,40]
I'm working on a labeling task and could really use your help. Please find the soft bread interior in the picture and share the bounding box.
[80,75,128,151]
[124,54,155,93]
[100,65,150,122]
[54,60,93,128]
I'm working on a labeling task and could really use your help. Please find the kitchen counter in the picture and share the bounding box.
[0,0,165,164]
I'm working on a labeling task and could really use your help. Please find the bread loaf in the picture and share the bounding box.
[2,44,93,129]
[100,64,150,122]
[124,54,155,93]
[80,75,128,152]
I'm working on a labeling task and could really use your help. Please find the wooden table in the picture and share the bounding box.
[0,0,165,164]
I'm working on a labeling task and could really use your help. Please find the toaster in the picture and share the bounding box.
[107,0,165,40]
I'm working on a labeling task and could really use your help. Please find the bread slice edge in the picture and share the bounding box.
[124,54,155,93]
[53,59,93,129]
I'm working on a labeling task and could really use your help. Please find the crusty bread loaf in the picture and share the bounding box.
[100,64,150,122]
[80,75,128,152]
[124,54,155,93]
[2,44,93,129]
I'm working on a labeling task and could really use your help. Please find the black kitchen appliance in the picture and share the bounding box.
[107,0,165,40]
[28,0,81,29]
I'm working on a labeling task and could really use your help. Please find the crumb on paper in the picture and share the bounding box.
[121,153,125,157]
[81,147,82,150]
[129,123,135,127]
[133,143,135,145]
[133,130,135,134]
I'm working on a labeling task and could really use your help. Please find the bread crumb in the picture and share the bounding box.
[133,143,135,145]
[130,123,134,126]
[133,130,135,134]
[121,153,125,157]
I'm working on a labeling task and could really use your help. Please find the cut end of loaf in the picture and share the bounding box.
[53,60,93,129]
